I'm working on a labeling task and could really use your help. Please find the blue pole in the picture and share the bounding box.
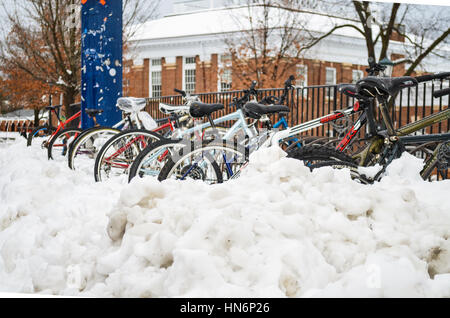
[81,0,123,129]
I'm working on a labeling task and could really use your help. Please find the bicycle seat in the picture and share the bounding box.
[243,102,290,119]
[338,84,357,97]
[356,76,418,98]
[189,102,224,118]
[116,97,147,113]
[85,108,104,117]
[45,105,63,111]
[159,103,190,115]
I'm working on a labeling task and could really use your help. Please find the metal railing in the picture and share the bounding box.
[145,81,450,136]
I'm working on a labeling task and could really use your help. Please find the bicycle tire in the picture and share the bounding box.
[68,126,121,170]
[158,140,249,184]
[26,126,56,147]
[421,141,450,180]
[287,145,371,183]
[47,128,83,160]
[287,144,356,163]
[94,129,163,182]
[128,138,186,182]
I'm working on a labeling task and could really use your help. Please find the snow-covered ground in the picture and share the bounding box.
[0,132,21,145]
[0,139,449,297]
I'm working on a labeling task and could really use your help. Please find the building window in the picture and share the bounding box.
[185,56,196,65]
[352,70,364,83]
[220,68,232,92]
[152,59,161,67]
[325,67,336,98]
[185,69,196,94]
[150,58,162,98]
[184,56,196,94]
[218,54,232,92]
[325,67,336,85]
[296,65,308,87]
[151,71,162,98]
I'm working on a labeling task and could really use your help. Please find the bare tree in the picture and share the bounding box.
[123,0,161,41]
[261,0,450,75]
[394,4,450,75]
[0,0,160,124]
[225,0,331,88]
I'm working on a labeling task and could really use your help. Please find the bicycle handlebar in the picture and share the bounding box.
[174,88,186,97]
[416,72,450,83]
[433,87,450,98]
[284,75,295,88]
[366,57,386,76]
[230,81,259,108]
[277,75,296,105]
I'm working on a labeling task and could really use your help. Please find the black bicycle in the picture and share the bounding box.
[288,72,450,183]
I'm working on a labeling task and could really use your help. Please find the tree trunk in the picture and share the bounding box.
[404,28,450,76]
[34,108,40,127]
[63,87,79,128]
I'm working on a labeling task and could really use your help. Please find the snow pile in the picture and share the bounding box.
[0,140,449,297]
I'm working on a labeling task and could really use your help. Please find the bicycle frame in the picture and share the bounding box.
[102,119,176,168]
[273,116,289,129]
[176,106,362,180]
[137,107,262,178]
[357,96,450,177]
[52,110,82,136]
[228,104,363,180]
[32,109,81,142]
[267,106,360,147]
[271,116,302,149]
[175,108,257,140]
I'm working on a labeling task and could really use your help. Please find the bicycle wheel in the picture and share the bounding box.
[158,140,249,184]
[94,129,163,182]
[47,128,82,160]
[68,126,120,172]
[421,141,450,180]
[287,145,370,183]
[128,138,188,182]
[27,126,56,147]
[287,144,356,163]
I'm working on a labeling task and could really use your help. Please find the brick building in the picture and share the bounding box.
[123,5,450,99]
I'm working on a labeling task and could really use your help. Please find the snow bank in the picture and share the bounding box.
[0,140,449,297]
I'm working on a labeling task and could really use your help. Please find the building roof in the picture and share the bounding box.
[130,5,367,42]
[128,5,450,73]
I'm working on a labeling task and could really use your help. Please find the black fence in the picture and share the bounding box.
[146,81,450,137]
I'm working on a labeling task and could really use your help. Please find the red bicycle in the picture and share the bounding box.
[27,104,82,151]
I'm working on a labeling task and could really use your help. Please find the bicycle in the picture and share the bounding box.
[67,97,162,173]
[287,72,450,183]
[127,78,301,183]
[155,57,403,184]
[26,104,81,149]
[93,111,193,182]
[126,82,262,182]
[158,79,369,183]
[156,76,342,183]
